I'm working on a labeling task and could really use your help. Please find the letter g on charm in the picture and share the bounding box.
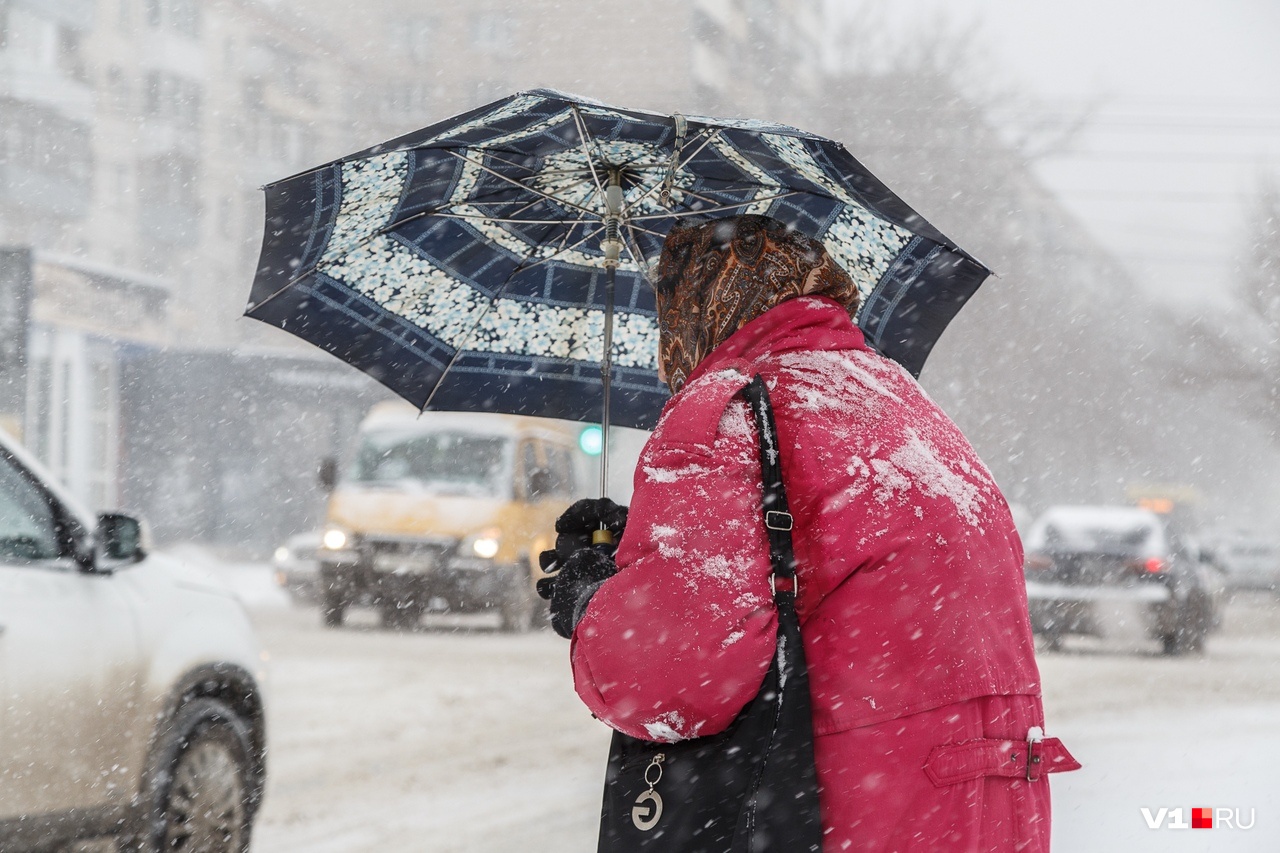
[632,790,663,831]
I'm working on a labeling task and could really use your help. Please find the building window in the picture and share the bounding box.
[470,12,513,54]
[106,66,128,111]
[137,153,201,245]
[243,78,264,111]
[58,25,87,82]
[390,17,434,63]
[144,70,203,127]
[26,356,51,464]
[114,164,132,200]
[138,0,200,37]
[218,196,234,238]
[240,112,309,168]
[169,0,200,38]
[56,360,72,485]
[382,82,431,122]
[3,102,93,185]
[138,154,199,207]
[88,357,118,510]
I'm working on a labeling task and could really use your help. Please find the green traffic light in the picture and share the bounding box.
[579,425,603,456]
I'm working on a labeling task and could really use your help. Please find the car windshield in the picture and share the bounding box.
[349,430,512,498]
[0,451,59,561]
[1026,508,1164,557]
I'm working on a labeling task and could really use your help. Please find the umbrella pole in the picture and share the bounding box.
[597,170,624,513]
[599,263,615,500]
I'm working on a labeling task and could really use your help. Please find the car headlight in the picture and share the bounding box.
[274,546,291,563]
[462,528,502,560]
[322,528,349,550]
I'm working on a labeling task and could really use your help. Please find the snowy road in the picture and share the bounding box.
[231,577,1280,852]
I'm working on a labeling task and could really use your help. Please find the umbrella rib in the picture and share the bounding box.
[622,221,669,239]
[546,212,589,260]
[514,222,610,273]
[428,212,605,226]
[676,187,750,207]
[629,190,804,221]
[246,274,310,315]
[569,105,609,204]
[616,130,793,219]
[617,128,718,218]
[621,223,652,275]
[424,190,570,224]
[444,149,602,218]
[474,149,540,176]
[436,197,540,207]
[676,127,720,167]
[606,127,782,228]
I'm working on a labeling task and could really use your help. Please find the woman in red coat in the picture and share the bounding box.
[543,215,1077,851]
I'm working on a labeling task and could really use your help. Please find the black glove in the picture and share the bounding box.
[535,499,627,635]
[547,547,618,638]
[556,497,629,536]
[537,498,628,581]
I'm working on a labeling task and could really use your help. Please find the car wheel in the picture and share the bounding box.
[1161,596,1209,656]
[126,698,255,853]
[1039,630,1064,653]
[322,586,347,628]
[499,581,535,633]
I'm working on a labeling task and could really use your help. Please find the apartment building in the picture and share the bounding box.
[0,0,379,518]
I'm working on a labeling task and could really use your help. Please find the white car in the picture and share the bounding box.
[1202,529,1280,595]
[0,430,267,851]
[273,530,323,604]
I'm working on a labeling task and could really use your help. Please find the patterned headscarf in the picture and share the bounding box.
[652,215,860,393]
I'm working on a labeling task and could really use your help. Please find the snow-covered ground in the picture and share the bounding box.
[1051,703,1277,851]
[191,555,1280,851]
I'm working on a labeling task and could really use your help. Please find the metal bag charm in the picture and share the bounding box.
[631,754,665,831]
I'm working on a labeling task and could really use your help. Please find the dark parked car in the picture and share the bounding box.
[1023,505,1225,655]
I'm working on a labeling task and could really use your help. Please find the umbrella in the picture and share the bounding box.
[246,88,990,492]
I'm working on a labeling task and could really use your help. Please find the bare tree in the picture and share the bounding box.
[1240,182,1280,344]
[1236,180,1280,427]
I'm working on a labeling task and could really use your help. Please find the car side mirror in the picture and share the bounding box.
[96,512,147,565]
[319,457,338,492]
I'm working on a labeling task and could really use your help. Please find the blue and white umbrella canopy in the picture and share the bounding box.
[247,88,989,431]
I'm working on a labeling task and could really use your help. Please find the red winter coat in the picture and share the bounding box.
[571,296,1063,849]
[573,295,1040,732]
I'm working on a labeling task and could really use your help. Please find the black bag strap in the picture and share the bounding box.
[739,375,798,599]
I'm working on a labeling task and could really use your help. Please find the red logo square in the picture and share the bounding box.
[1192,807,1214,829]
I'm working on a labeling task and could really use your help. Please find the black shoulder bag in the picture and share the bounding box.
[597,375,823,853]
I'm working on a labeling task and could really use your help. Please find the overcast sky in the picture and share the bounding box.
[829,0,1280,310]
